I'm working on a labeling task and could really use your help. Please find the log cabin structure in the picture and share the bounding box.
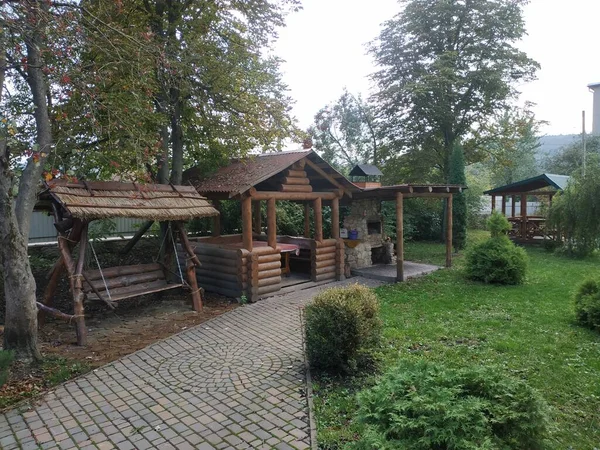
[184,150,465,301]
[484,174,569,242]
[35,180,219,345]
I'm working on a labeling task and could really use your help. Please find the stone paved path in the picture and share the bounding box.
[0,277,383,450]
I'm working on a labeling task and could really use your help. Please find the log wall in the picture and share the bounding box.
[246,245,282,302]
[311,238,338,282]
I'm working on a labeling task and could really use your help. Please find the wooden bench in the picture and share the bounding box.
[83,263,182,302]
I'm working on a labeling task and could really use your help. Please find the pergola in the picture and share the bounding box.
[484,174,569,241]
[353,184,464,281]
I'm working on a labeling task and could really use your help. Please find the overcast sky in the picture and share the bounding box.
[274,0,600,136]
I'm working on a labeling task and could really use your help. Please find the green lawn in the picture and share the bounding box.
[313,230,600,449]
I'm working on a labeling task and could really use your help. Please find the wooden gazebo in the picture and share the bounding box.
[184,150,358,302]
[36,180,219,345]
[484,174,569,242]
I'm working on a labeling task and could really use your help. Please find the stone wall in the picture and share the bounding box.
[343,198,384,270]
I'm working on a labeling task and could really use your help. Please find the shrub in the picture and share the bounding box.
[574,279,600,331]
[352,360,550,450]
[487,210,511,238]
[305,284,381,374]
[0,350,14,388]
[465,236,528,285]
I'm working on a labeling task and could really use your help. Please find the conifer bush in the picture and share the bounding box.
[304,284,381,374]
[574,279,600,331]
[352,360,549,450]
[464,212,528,285]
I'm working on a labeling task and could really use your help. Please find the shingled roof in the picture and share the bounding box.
[40,180,219,221]
[184,150,358,198]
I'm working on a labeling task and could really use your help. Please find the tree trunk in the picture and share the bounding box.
[1,2,53,361]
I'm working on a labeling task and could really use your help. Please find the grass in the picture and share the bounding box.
[313,230,600,449]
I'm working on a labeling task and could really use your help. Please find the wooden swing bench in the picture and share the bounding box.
[83,263,182,304]
[36,180,219,346]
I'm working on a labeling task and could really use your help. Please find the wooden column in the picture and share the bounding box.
[491,195,496,212]
[304,203,311,237]
[331,197,340,239]
[253,201,262,234]
[446,195,453,268]
[501,195,506,216]
[267,198,277,248]
[511,195,516,218]
[242,195,253,251]
[396,192,404,282]
[520,194,527,239]
[176,222,203,311]
[73,223,88,346]
[314,197,323,242]
[212,199,221,237]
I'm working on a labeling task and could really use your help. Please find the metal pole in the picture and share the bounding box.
[583,110,587,177]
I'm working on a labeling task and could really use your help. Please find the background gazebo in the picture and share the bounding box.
[484,174,569,242]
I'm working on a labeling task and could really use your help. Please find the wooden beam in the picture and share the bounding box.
[242,195,253,251]
[212,199,221,237]
[314,197,323,242]
[305,158,352,198]
[520,194,527,239]
[304,203,311,238]
[331,197,340,239]
[396,192,404,282]
[446,195,453,268]
[501,195,506,216]
[73,223,88,346]
[511,195,516,218]
[253,201,261,234]
[267,198,277,248]
[403,193,451,198]
[250,191,337,201]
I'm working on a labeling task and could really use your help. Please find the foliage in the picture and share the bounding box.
[464,165,488,229]
[543,135,600,176]
[352,360,549,450]
[309,89,383,170]
[574,279,600,331]
[487,211,512,238]
[449,144,467,250]
[482,105,543,187]
[0,350,14,388]
[548,167,600,257]
[465,235,528,285]
[305,284,381,374]
[314,234,600,448]
[369,0,539,181]
[382,199,444,243]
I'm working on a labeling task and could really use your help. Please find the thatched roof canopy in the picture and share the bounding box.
[39,180,219,221]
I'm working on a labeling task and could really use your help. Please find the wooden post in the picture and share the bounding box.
[396,192,404,282]
[491,195,496,212]
[511,195,516,218]
[304,203,310,237]
[314,197,323,242]
[267,198,277,248]
[331,197,340,239]
[176,222,203,311]
[242,195,253,251]
[212,199,221,237]
[446,195,453,268]
[73,223,89,346]
[520,193,527,239]
[501,195,506,216]
[253,201,262,234]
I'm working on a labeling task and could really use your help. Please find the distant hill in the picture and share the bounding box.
[536,134,578,161]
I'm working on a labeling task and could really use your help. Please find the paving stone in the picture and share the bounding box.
[0,277,383,449]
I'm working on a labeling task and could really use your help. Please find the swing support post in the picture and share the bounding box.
[175,222,204,311]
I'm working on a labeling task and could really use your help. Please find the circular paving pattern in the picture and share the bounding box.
[155,342,299,392]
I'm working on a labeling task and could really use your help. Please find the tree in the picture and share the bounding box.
[1,1,57,362]
[308,89,382,170]
[370,0,539,182]
[543,135,600,176]
[449,144,467,250]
